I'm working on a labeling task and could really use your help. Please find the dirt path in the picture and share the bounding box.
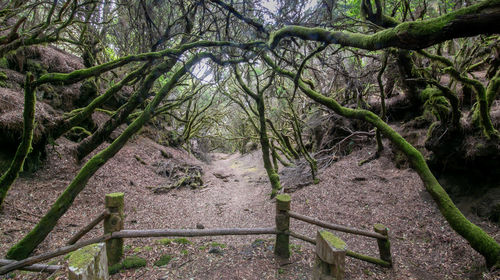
[134,151,275,241]
[207,152,268,212]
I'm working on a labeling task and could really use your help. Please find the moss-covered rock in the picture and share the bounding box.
[67,243,108,280]
[153,254,172,267]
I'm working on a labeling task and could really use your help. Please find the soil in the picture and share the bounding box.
[1,136,500,279]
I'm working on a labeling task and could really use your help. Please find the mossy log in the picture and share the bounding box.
[0,73,36,208]
[264,55,500,267]
[5,54,208,260]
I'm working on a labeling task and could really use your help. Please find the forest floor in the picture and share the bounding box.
[1,135,500,279]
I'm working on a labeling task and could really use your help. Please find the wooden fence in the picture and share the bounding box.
[0,192,392,279]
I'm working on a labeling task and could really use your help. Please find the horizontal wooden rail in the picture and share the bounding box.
[289,230,315,244]
[0,227,277,275]
[67,210,110,245]
[114,227,278,238]
[288,211,387,240]
[347,249,391,267]
[287,231,391,267]
[0,259,61,273]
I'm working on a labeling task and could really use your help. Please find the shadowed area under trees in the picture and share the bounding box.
[1,0,500,278]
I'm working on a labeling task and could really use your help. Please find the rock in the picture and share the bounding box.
[196,223,205,229]
[68,243,108,280]
[213,172,232,180]
[208,247,223,255]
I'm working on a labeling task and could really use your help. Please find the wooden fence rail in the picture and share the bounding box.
[288,210,387,240]
[114,227,278,238]
[66,209,110,245]
[0,259,61,273]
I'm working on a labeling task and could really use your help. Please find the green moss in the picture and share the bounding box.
[133,246,152,253]
[319,230,346,250]
[210,242,227,248]
[276,194,291,203]
[180,249,189,255]
[173,237,192,245]
[289,243,302,253]
[68,244,102,270]
[154,254,172,267]
[156,238,173,245]
[122,255,147,269]
[108,263,123,275]
[107,192,124,199]
[132,247,142,253]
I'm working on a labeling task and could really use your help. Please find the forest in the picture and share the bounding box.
[0,0,500,279]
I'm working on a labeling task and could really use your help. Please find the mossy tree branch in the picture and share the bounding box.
[268,0,500,51]
[0,73,36,208]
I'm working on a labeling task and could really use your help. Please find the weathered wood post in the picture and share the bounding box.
[373,223,392,266]
[104,192,124,266]
[313,230,346,280]
[274,194,290,258]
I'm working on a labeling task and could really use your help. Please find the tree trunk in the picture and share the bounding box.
[0,73,36,208]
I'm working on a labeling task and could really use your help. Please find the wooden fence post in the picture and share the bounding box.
[373,224,392,266]
[104,193,124,266]
[274,194,290,258]
[313,230,346,280]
